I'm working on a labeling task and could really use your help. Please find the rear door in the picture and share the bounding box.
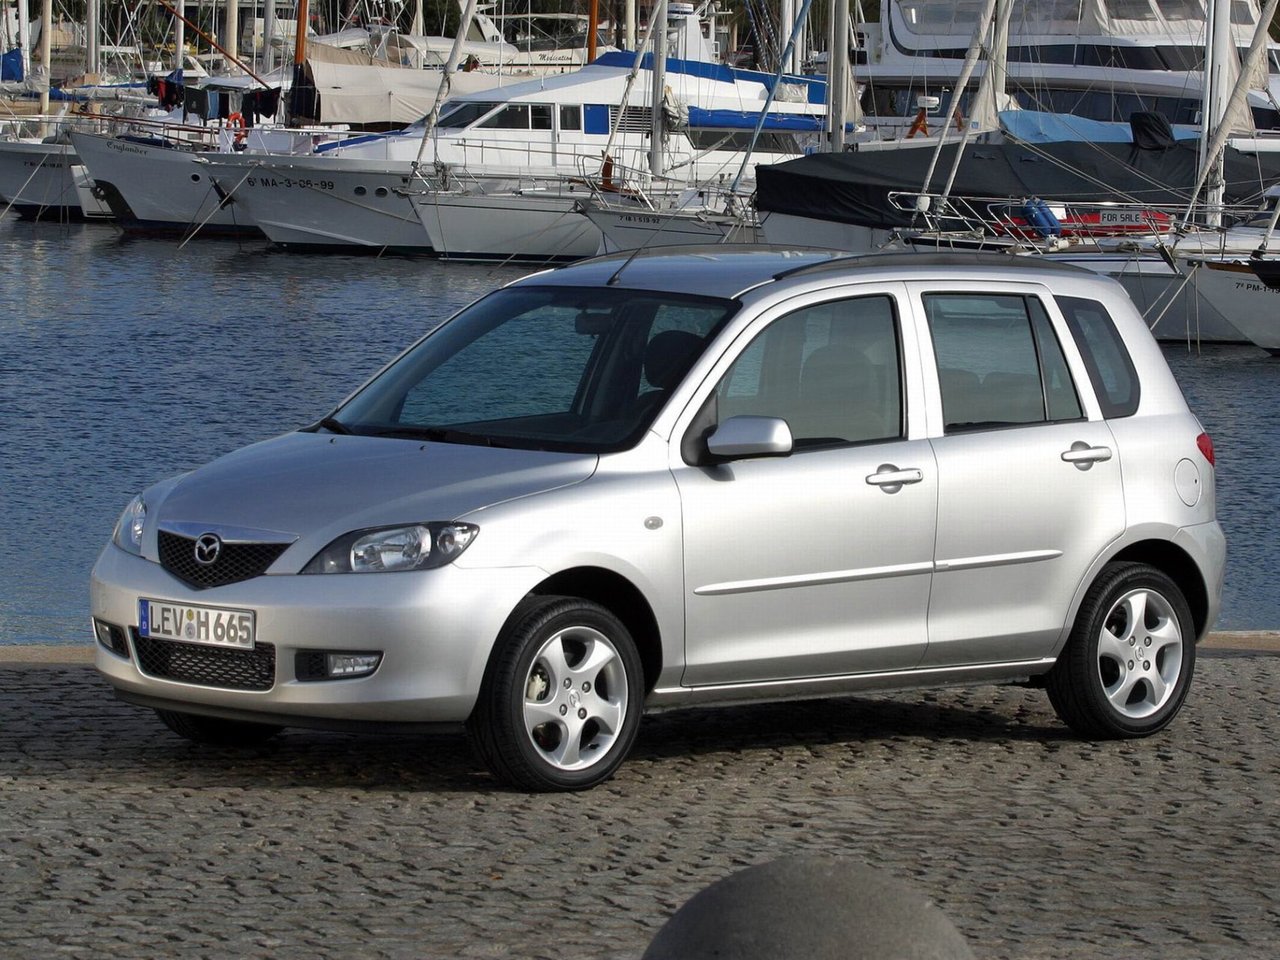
[909,281,1125,667]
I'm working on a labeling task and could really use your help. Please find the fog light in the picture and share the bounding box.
[93,618,128,657]
[327,653,382,678]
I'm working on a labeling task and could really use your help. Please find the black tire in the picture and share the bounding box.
[155,709,283,746]
[468,596,645,792]
[1047,562,1196,739]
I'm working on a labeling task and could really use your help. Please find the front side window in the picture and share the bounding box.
[926,293,1082,432]
[710,295,903,448]
[334,287,736,453]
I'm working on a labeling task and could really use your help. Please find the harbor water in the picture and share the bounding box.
[1,217,1276,645]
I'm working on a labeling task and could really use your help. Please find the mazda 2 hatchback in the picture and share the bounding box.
[91,249,1225,791]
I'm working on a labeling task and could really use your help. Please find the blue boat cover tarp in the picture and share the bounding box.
[1,47,22,82]
[999,110,1198,143]
[688,106,825,131]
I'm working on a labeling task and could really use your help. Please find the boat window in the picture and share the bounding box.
[1108,0,1159,20]
[1022,0,1085,23]
[925,294,1082,432]
[1154,0,1202,20]
[531,104,553,130]
[437,101,501,129]
[480,104,532,129]
[1231,0,1256,23]
[899,0,986,30]
[560,105,582,131]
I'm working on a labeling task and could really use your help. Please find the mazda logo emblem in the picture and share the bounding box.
[194,533,222,566]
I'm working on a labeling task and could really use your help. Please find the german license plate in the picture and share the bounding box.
[139,599,255,649]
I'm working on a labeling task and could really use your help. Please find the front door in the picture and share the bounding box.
[672,288,938,687]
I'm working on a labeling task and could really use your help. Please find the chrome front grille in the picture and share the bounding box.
[158,531,289,589]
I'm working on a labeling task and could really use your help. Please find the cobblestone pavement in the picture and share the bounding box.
[2,652,1277,960]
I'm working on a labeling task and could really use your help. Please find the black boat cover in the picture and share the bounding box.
[755,138,1280,229]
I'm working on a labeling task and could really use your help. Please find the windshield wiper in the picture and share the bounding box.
[367,425,518,448]
[314,416,354,435]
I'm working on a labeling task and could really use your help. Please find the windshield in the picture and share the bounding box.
[331,286,737,453]
[437,100,502,129]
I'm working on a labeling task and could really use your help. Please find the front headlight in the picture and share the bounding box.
[112,495,147,555]
[302,522,479,574]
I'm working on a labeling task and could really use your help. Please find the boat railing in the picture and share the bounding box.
[885,191,1267,250]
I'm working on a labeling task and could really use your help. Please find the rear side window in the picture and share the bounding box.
[925,293,1082,432]
[1056,296,1141,418]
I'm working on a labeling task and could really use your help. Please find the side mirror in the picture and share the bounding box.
[706,416,793,461]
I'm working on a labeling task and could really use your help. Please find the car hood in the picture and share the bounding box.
[152,431,597,546]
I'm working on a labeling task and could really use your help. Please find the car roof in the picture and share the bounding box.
[512,245,1102,301]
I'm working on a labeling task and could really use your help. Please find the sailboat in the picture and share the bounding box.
[1050,0,1280,348]
[0,0,112,220]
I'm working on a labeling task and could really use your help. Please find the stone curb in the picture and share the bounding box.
[2,631,1278,665]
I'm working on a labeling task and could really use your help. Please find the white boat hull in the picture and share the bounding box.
[1058,253,1249,344]
[413,188,601,262]
[1184,259,1280,353]
[70,132,261,237]
[585,203,762,252]
[0,140,89,220]
[205,156,430,251]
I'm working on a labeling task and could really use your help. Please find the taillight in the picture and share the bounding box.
[1196,432,1215,466]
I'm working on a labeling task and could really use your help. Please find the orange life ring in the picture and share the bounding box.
[227,112,246,143]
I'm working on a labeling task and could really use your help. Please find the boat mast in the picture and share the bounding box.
[38,0,51,114]
[174,0,186,72]
[264,0,277,73]
[587,0,599,60]
[17,0,30,82]
[226,0,240,71]
[1188,0,1278,229]
[650,0,668,178]
[86,0,100,75]
[828,0,850,151]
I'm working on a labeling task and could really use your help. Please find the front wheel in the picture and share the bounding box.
[1047,562,1196,739]
[468,596,644,791]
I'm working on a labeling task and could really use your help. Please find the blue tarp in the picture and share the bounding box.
[1,47,22,82]
[688,106,826,131]
[999,110,1198,143]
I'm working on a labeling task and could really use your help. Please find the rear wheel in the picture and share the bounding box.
[155,709,283,746]
[468,596,644,791]
[1047,562,1195,739]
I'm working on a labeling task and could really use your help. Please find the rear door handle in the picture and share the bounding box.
[866,465,924,492]
[1061,442,1113,469]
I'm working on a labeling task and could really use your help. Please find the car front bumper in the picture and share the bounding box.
[90,544,545,725]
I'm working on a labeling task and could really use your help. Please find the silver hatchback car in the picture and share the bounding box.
[91,249,1225,791]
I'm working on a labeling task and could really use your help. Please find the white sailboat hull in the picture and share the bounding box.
[0,140,89,219]
[413,189,601,262]
[1184,259,1280,353]
[1056,253,1249,344]
[585,203,762,253]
